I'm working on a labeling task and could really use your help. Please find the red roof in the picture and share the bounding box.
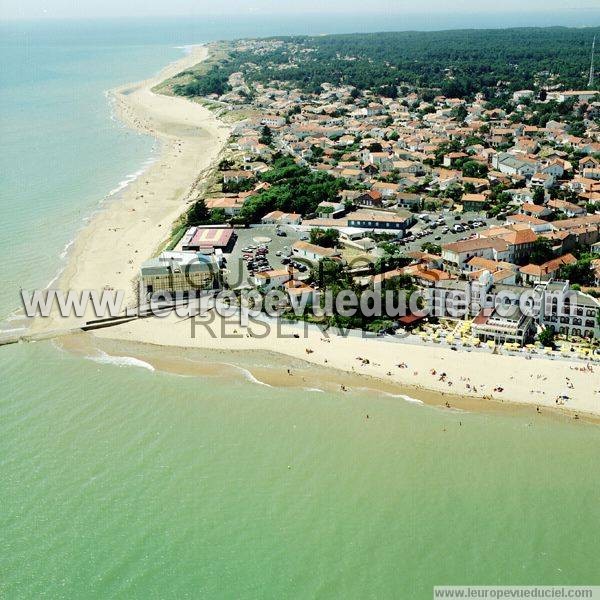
[398,313,425,326]
[188,228,234,249]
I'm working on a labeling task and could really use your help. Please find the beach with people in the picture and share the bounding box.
[85,307,600,419]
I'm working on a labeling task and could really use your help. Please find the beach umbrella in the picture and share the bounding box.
[487,340,495,350]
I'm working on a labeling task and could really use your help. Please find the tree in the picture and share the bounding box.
[174,67,230,97]
[421,242,442,255]
[538,326,556,348]
[187,198,210,226]
[559,254,595,286]
[532,186,546,206]
[310,258,347,289]
[461,160,488,178]
[209,209,227,225]
[451,105,468,122]
[310,228,340,248]
[259,125,273,146]
[374,243,412,272]
[529,238,555,265]
[239,156,348,224]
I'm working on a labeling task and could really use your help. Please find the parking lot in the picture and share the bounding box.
[399,211,506,253]
[223,212,506,287]
[224,224,305,288]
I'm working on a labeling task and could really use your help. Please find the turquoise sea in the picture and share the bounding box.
[1,14,600,599]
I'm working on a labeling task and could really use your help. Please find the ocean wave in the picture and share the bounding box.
[380,391,425,405]
[222,362,273,387]
[105,157,157,200]
[45,270,61,289]
[59,239,74,260]
[0,326,27,335]
[304,387,325,393]
[87,351,155,372]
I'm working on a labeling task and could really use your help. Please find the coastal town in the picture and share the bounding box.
[139,37,600,358]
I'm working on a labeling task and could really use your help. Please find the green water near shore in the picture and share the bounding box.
[2,342,600,598]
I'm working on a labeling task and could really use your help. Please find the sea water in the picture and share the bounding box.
[1,15,600,598]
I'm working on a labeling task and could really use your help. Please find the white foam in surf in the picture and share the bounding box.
[380,391,424,405]
[88,351,155,372]
[59,239,74,260]
[105,155,158,200]
[0,326,27,335]
[304,387,325,393]
[223,363,273,387]
[44,271,60,289]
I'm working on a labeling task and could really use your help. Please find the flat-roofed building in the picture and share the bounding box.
[346,209,414,232]
[181,227,237,254]
[140,252,222,297]
[471,307,536,346]
[292,241,342,263]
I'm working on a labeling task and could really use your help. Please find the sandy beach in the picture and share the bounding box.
[49,46,230,324]
[88,308,600,419]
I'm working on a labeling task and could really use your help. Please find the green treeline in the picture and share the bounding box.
[174,27,599,100]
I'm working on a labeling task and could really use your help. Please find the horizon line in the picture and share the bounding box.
[2,7,600,23]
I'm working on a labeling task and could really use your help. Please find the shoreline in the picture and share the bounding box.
[59,331,600,427]
[41,44,231,328]
[90,309,600,421]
